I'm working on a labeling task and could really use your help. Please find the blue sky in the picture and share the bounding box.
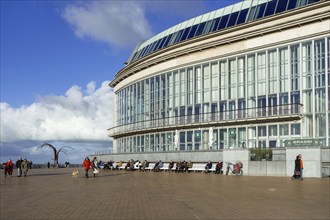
[1,0,240,164]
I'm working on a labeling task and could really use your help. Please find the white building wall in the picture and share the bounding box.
[286,147,322,178]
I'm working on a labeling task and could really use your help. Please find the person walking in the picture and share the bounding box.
[91,157,99,177]
[298,154,304,180]
[3,159,14,178]
[83,157,92,178]
[21,159,29,177]
[16,157,23,177]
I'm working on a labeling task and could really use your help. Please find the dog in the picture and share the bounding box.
[72,170,79,178]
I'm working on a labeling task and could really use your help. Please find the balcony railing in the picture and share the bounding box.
[108,103,303,139]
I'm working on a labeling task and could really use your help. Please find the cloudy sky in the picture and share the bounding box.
[1,0,240,164]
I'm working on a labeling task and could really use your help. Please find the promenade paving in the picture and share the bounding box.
[1,168,329,220]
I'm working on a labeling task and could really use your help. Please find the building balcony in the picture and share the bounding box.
[108,103,303,139]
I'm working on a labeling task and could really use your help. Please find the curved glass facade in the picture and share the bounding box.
[128,0,320,64]
[111,37,330,153]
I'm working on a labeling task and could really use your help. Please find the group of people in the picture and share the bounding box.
[292,154,304,180]
[83,156,100,178]
[204,161,224,174]
[82,154,304,179]
[2,157,30,178]
[171,161,193,173]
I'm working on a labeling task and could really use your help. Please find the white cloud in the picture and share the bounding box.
[60,1,210,49]
[0,81,114,143]
[62,1,153,48]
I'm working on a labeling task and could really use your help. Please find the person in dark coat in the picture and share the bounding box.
[204,161,212,173]
[16,157,23,177]
[292,155,301,179]
[215,161,223,174]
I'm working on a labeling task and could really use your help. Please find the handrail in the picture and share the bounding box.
[108,103,303,139]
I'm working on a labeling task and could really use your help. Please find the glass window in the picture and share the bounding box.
[255,3,267,19]
[156,37,166,51]
[211,62,219,102]
[263,0,277,17]
[302,90,312,113]
[220,61,228,100]
[229,59,237,99]
[268,50,277,94]
[238,128,246,148]
[280,124,289,136]
[217,14,230,30]
[297,0,308,7]
[279,93,288,114]
[211,17,221,32]
[180,27,191,42]
[308,0,320,4]
[258,126,267,137]
[316,114,326,137]
[258,140,267,148]
[268,125,278,136]
[180,132,185,150]
[257,53,266,96]
[194,130,201,150]
[220,101,227,120]
[138,47,148,59]
[280,47,289,93]
[187,131,193,142]
[194,22,206,37]
[194,66,202,104]
[174,71,179,107]
[187,68,193,105]
[227,11,239,27]
[172,30,184,44]
[180,69,186,106]
[275,0,289,13]
[291,124,301,135]
[315,88,325,113]
[246,6,256,22]
[147,41,158,55]
[168,32,179,46]
[203,64,210,103]
[187,24,198,40]
[220,129,227,149]
[269,140,277,148]
[314,39,325,88]
[247,127,256,148]
[247,55,255,98]
[203,20,213,35]
[236,9,248,25]
[287,0,298,10]
[302,42,312,89]
[163,33,173,48]
[153,39,162,52]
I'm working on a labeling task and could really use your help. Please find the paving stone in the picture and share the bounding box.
[1,168,329,220]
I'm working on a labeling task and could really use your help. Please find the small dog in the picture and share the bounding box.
[72,170,79,178]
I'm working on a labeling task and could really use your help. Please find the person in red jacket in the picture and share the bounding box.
[298,154,304,180]
[83,157,92,178]
[3,159,14,178]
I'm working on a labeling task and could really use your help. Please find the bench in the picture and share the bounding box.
[190,163,216,173]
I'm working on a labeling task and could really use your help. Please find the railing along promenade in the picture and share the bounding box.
[108,103,303,139]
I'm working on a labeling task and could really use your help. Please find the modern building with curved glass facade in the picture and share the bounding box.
[107,0,329,162]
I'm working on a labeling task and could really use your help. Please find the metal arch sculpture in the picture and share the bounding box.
[37,143,73,167]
